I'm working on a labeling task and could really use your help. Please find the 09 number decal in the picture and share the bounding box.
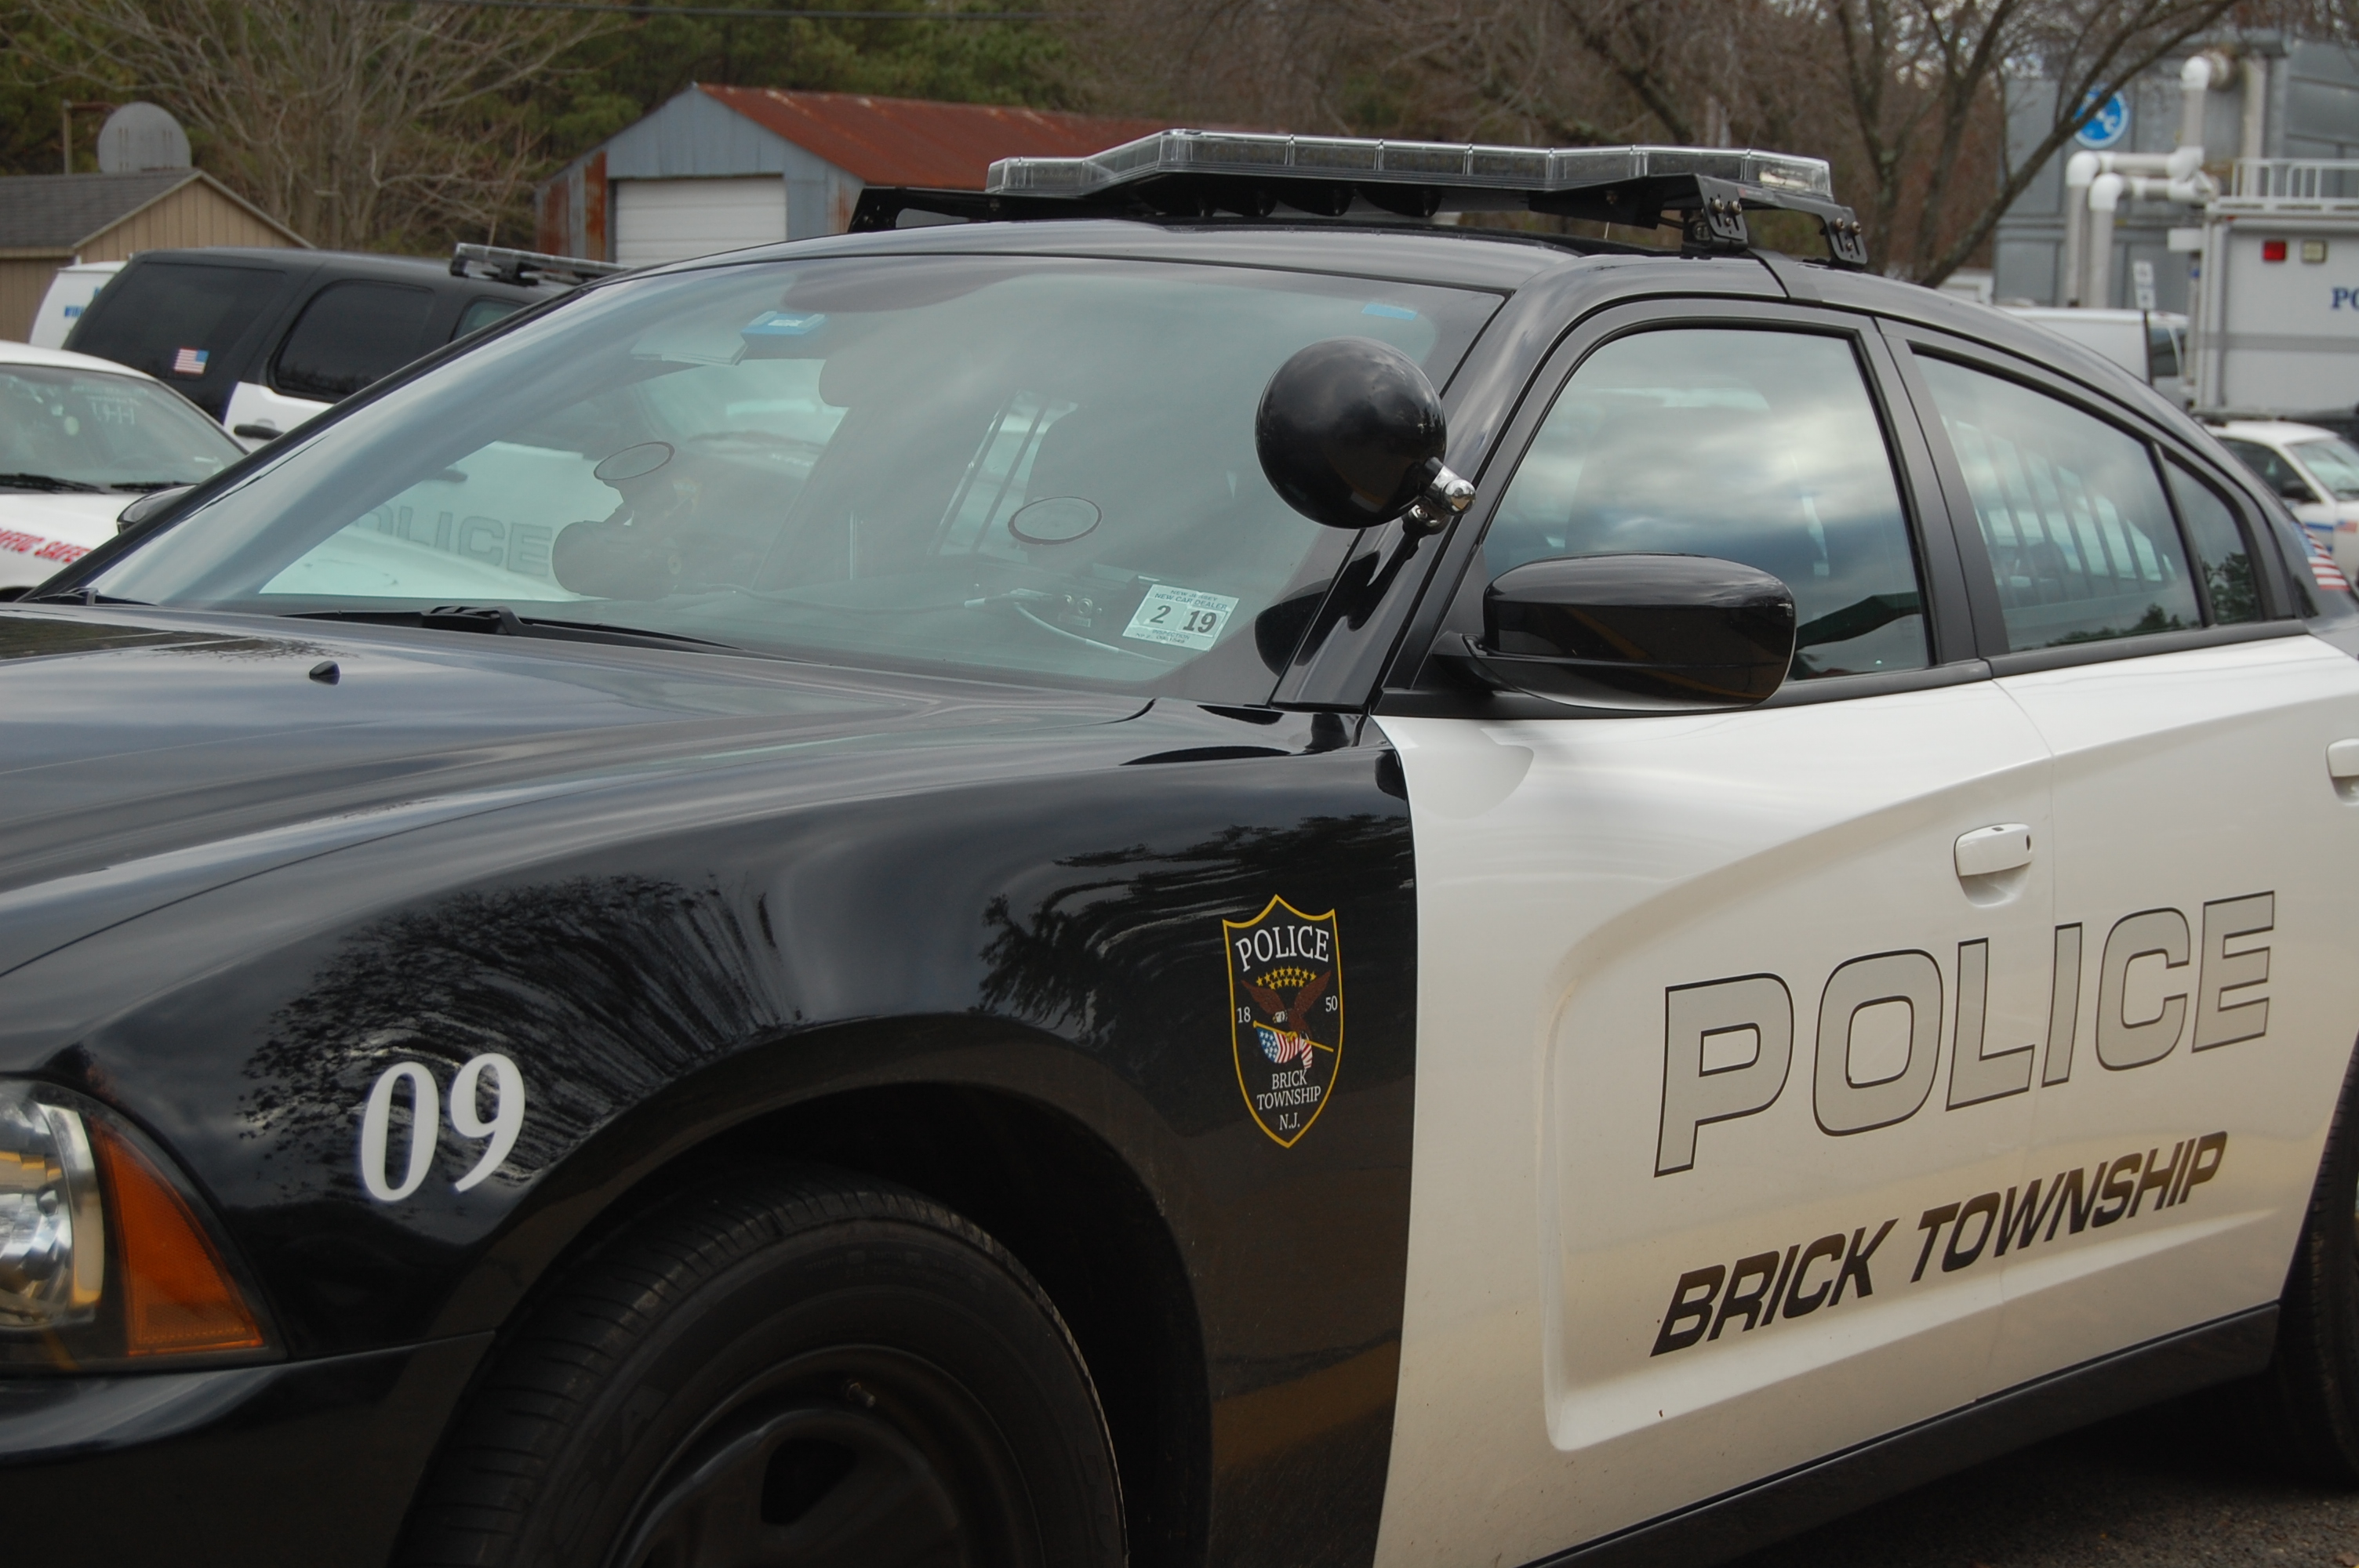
[358,1054,526,1202]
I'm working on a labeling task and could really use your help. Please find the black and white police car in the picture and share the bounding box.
[5,132,2359,1568]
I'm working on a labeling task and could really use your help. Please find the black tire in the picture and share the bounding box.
[2259,1044,2359,1479]
[402,1168,1126,1568]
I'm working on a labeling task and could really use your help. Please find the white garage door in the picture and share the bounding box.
[612,177,787,267]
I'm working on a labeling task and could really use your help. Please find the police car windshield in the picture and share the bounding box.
[88,256,1499,695]
[2292,437,2359,501]
[0,364,242,491]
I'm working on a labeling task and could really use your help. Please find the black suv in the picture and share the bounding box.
[64,247,563,441]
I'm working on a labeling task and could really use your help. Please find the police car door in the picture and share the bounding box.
[1897,335,2359,1391]
[1371,304,2058,1566]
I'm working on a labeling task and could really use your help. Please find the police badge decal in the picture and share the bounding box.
[1223,897,1343,1147]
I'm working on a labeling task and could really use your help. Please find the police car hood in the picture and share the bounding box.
[0,604,1145,975]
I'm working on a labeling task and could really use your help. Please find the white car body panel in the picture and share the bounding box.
[1990,636,2359,1382]
[1373,632,2359,1566]
[0,490,122,590]
[1372,683,2055,1566]
[223,379,332,449]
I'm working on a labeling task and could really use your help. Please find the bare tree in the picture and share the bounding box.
[12,0,613,250]
[1808,0,2242,282]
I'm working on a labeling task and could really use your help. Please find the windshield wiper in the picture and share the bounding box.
[26,589,152,605]
[106,480,194,493]
[289,604,741,652]
[0,472,106,493]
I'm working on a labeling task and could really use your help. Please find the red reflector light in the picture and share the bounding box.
[2264,239,2289,262]
[91,1122,265,1355]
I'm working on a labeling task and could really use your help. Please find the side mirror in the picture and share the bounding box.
[116,485,192,535]
[1451,554,1797,710]
[1256,337,1474,535]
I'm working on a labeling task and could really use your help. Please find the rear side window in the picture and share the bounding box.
[271,281,437,402]
[2164,460,2262,623]
[1485,326,1926,679]
[64,261,288,410]
[2147,320,2183,379]
[454,297,525,339]
[1918,356,2199,650]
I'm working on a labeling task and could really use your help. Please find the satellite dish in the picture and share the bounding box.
[96,103,191,173]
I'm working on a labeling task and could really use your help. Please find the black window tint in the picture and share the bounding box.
[1918,356,2199,650]
[63,262,288,408]
[271,281,436,401]
[1486,327,1926,679]
[454,297,523,339]
[2164,460,2263,623]
[2147,320,2182,379]
[2220,438,2320,504]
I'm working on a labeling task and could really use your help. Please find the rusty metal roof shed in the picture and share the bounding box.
[534,85,1170,261]
[696,86,1168,191]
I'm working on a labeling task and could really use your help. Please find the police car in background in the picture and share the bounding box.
[5,132,2358,1568]
[2215,419,2359,579]
[0,339,242,592]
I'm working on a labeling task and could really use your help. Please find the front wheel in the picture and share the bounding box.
[2259,1045,2359,1479]
[402,1169,1125,1567]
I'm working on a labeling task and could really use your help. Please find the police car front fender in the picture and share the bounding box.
[0,703,1421,1565]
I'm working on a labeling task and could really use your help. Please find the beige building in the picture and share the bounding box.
[0,170,309,342]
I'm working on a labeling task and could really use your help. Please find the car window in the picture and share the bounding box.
[63,261,289,414]
[0,365,242,489]
[2220,438,2322,504]
[455,297,525,340]
[1917,356,2201,650]
[2290,437,2359,500]
[271,281,438,402]
[2163,459,2263,623]
[2147,319,2183,379]
[85,256,1501,699]
[1484,326,1925,679]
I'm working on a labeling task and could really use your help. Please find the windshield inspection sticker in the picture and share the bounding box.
[1125,583,1238,649]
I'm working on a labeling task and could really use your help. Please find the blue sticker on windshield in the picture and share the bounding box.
[742,310,827,338]
[1361,302,1418,321]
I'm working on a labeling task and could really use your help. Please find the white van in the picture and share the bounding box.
[26,263,125,350]
[1999,306,2189,406]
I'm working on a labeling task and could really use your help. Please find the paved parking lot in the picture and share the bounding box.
[1735,1397,2359,1567]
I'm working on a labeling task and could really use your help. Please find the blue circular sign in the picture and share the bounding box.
[2075,90,2131,149]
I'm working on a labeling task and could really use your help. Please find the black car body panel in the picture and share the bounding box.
[0,604,1417,1566]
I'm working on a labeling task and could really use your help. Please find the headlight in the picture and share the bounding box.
[0,1088,102,1329]
[0,1082,267,1369]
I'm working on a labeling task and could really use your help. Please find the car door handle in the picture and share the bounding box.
[2330,739,2359,799]
[1955,824,2033,879]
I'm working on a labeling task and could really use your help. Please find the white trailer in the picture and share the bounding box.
[2189,158,2359,423]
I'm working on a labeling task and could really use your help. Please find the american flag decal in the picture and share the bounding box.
[171,347,208,377]
[2307,532,2350,595]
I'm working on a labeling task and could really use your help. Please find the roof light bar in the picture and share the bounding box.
[855,129,1867,268]
[449,242,630,289]
[987,130,1833,201]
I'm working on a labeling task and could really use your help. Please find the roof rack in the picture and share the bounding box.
[849,129,1867,268]
[449,242,631,288]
